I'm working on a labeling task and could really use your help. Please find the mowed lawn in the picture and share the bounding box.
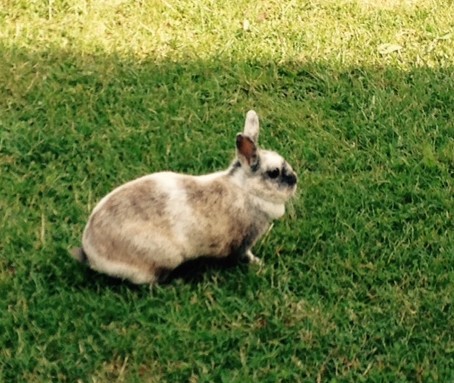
[1,0,453,381]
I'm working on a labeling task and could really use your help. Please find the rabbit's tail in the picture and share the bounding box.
[70,247,89,264]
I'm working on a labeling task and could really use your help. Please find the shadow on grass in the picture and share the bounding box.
[1,44,453,382]
[165,255,250,284]
[69,252,250,290]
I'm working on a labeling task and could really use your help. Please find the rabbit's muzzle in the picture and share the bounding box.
[283,172,297,187]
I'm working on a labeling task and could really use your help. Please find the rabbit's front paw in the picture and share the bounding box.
[246,250,262,266]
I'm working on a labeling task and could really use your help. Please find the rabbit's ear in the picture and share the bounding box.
[243,110,260,143]
[236,134,259,168]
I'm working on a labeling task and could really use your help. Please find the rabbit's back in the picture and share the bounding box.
[81,172,269,283]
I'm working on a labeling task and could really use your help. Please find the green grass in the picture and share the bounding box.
[1,0,453,381]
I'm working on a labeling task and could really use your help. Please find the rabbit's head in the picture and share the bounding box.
[230,111,297,206]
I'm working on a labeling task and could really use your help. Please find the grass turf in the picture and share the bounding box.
[1,0,453,381]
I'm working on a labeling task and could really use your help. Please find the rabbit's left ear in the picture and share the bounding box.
[236,134,259,168]
[243,110,260,143]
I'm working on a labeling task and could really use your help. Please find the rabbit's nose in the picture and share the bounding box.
[284,172,297,186]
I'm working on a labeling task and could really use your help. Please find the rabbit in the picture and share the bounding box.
[71,110,297,285]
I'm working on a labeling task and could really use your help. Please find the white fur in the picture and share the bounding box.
[244,110,260,141]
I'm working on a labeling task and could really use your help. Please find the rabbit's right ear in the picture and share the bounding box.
[236,134,259,169]
[243,110,260,143]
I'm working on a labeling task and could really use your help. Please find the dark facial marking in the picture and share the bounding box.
[261,161,297,187]
[266,168,280,179]
[283,172,297,186]
[281,163,297,186]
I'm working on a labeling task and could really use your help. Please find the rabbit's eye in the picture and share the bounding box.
[266,168,280,179]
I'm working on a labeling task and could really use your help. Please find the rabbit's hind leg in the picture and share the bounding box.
[88,255,160,285]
